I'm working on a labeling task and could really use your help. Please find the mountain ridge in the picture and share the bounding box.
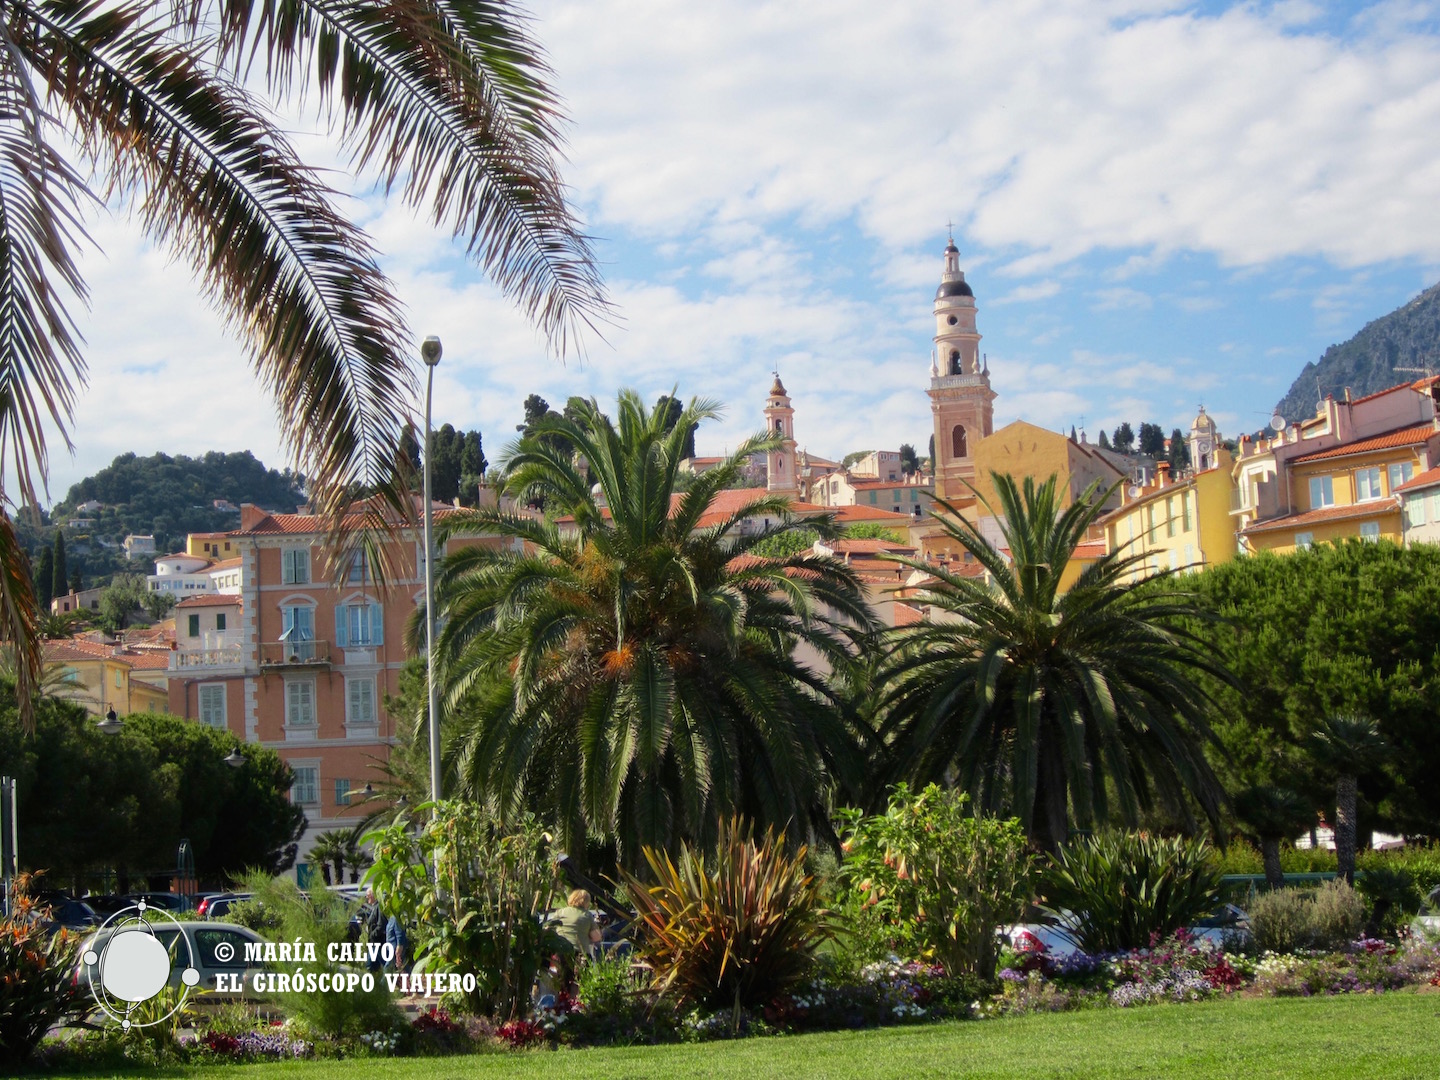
[1276,281,1440,421]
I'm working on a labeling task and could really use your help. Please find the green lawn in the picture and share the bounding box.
[50,993,1440,1079]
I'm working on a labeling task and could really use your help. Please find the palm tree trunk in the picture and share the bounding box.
[1032,743,1070,853]
[1334,773,1358,883]
[1261,836,1283,890]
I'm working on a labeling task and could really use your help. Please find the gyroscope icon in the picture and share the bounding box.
[82,900,202,1030]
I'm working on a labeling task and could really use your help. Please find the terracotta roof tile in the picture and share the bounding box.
[1396,465,1440,494]
[893,604,924,627]
[175,593,242,608]
[1073,541,1108,558]
[826,538,915,554]
[1241,498,1400,535]
[208,558,242,571]
[1290,424,1436,464]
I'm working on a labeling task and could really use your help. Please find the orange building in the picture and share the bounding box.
[165,499,502,858]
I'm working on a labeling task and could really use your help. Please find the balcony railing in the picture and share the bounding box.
[259,640,331,667]
[169,646,244,671]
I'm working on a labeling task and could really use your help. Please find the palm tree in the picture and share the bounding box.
[0,1,607,726]
[873,473,1228,851]
[1309,714,1388,883]
[1234,785,1314,889]
[425,392,877,868]
[308,831,348,888]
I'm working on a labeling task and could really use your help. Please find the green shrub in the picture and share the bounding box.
[1359,843,1440,900]
[1248,888,1311,955]
[1248,879,1365,953]
[365,801,563,1019]
[1211,840,1264,876]
[0,876,83,1067]
[1306,880,1365,950]
[834,784,1033,978]
[239,872,398,1038]
[1357,867,1423,936]
[1039,833,1223,953]
[1279,847,1337,873]
[623,818,833,1014]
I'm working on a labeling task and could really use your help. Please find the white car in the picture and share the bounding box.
[75,921,267,999]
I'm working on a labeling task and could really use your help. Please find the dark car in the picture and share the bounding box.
[83,894,132,918]
[41,898,98,931]
[201,893,253,920]
[127,892,186,912]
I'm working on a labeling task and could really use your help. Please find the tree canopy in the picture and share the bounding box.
[1188,540,1440,839]
[0,693,304,888]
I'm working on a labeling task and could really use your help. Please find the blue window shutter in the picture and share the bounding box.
[335,605,348,648]
[370,603,384,646]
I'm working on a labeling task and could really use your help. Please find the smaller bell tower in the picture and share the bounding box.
[764,373,799,498]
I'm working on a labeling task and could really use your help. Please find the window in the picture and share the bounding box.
[215,613,226,632]
[198,684,226,729]
[1165,498,1176,538]
[1309,476,1334,509]
[1184,544,1195,566]
[347,677,376,725]
[1355,467,1382,502]
[187,613,200,637]
[291,765,318,805]
[1407,494,1427,528]
[335,601,384,648]
[1168,550,1178,571]
[1295,531,1314,550]
[334,778,351,806]
[1360,521,1381,542]
[1182,493,1193,532]
[114,670,123,688]
[196,929,253,969]
[867,490,878,505]
[1433,490,1440,519]
[1389,462,1414,491]
[286,679,316,726]
[281,604,315,656]
[951,424,968,458]
[347,551,369,584]
[281,547,310,584]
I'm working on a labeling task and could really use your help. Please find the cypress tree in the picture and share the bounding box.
[52,532,68,600]
[35,547,54,609]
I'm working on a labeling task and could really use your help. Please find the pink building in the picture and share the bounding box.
[166,499,501,859]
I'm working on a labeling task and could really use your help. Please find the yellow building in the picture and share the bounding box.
[1099,449,1237,581]
[44,638,172,717]
[186,532,239,559]
[969,420,1127,514]
[1240,424,1438,554]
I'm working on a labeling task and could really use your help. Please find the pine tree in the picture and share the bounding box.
[1098,430,1112,450]
[1112,422,1135,454]
[1138,422,1167,457]
[52,532,68,600]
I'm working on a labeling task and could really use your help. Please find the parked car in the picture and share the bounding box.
[127,892,186,912]
[75,921,267,998]
[82,895,133,918]
[40,897,98,932]
[200,893,252,920]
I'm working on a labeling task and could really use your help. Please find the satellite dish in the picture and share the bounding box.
[1270,413,1287,431]
[1126,485,1142,499]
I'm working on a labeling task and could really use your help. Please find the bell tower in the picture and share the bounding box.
[764,373,799,498]
[927,237,995,501]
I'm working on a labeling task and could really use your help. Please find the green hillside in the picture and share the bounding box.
[1276,281,1440,421]
[20,451,305,592]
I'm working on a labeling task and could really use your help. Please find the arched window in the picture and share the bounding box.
[948,349,961,375]
[774,419,783,432]
[952,424,968,458]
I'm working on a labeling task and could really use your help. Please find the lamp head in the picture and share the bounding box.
[420,336,443,366]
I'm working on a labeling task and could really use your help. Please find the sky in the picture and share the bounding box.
[41,0,1440,503]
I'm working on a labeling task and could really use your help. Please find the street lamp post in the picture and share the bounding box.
[420,336,444,811]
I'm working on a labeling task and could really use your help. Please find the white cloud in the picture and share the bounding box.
[994,281,1062,305]
[539,0,1440,269]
